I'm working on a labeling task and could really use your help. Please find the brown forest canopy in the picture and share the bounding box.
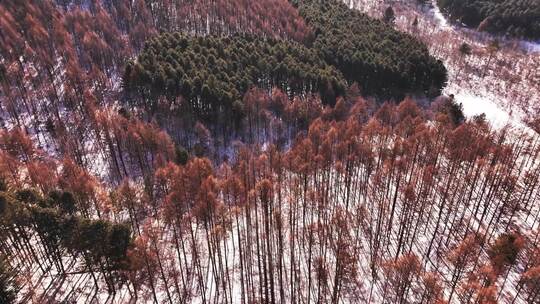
[1,0,540,302]
[54,0,313,43]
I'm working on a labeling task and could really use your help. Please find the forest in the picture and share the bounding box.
[293,0,448,97]
[0,0,539,303]
[123,34,346,122]
[437,0,540,39]
[124,0,448,133]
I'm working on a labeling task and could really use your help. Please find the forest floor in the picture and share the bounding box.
[347,0,540,130]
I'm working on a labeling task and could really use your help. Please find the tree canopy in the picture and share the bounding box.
[123,33,346,121]
[291,0,448,97]
[437,0,540,39]
[0,190,133,274]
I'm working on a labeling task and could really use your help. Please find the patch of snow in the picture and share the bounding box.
[520,40,540,53]
[451,90,520,129]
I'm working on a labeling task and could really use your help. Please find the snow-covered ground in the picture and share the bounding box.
[426,0,538,130]
[450,90,519,129]
[350,0,540,131]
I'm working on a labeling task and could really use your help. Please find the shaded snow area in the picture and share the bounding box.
[426,1,540,129]
[521,40,540,53]
[428,1,537,130]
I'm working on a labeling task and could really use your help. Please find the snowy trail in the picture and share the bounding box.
[429,0,450,29]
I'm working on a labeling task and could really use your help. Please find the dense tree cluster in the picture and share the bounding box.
[0,0,451,182]
[123,34,346,120]
[437,0,540,39]
[0,189,133,296]
[291,0,448,97]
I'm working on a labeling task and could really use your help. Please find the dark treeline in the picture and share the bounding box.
[121,0,451,158]
[123,34,346,123]
[292,0,448,97]
[437,0,540,39]
[0,187,133,300]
